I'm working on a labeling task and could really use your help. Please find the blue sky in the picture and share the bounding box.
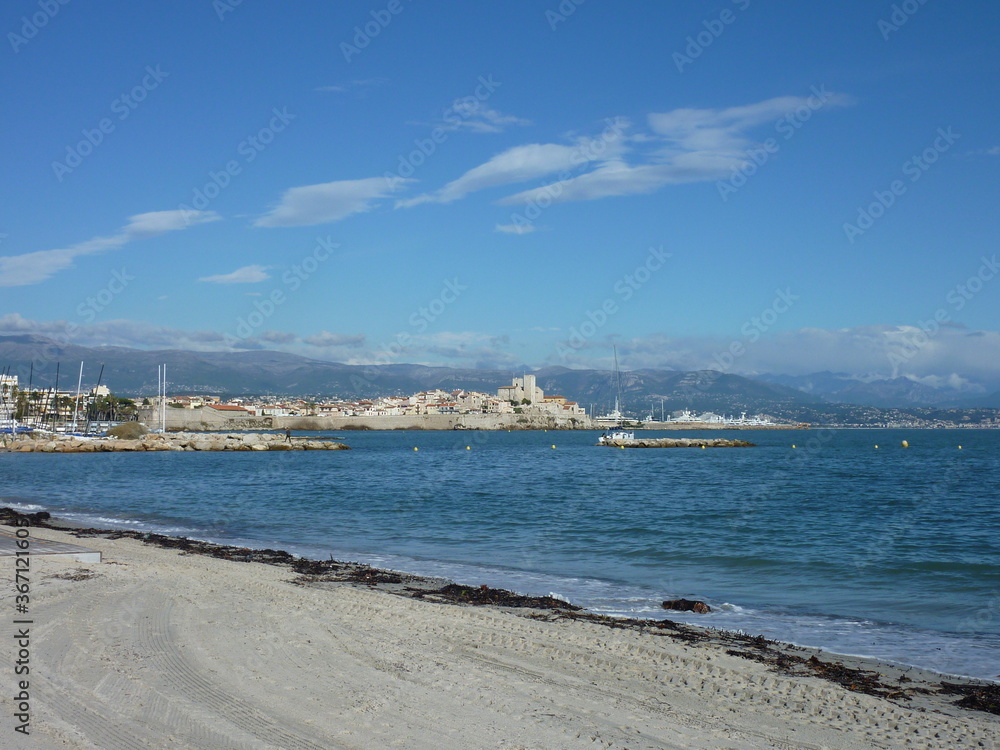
[2,0,999,390]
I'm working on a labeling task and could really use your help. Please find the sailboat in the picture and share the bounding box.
[597,346,634,444]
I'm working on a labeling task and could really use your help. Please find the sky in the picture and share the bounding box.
[2,0,999,392]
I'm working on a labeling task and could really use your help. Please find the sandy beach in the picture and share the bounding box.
[4,525,998,750]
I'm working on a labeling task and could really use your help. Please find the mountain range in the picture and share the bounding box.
[1,335,997,422]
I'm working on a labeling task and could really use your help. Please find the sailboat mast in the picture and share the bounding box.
[51,362,60,431]
[26,362,33,427]
[85,363,105,434]
[71,362,84,432]
[162,364,167,432]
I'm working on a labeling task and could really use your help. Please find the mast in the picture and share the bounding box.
[85,363,105,434]
[157,365,162,432]
[51,363,60,431]
[161,364,167,432]
[71,362,84,433]
[26,362,33,427]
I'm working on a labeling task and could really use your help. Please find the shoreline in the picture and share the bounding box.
[8,507,1000,683]
[3,507,998,748]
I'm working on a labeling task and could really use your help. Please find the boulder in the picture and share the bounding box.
[662,598,712,614]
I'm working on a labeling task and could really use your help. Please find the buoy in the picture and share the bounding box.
[413,447,418,451]
[466,446,471,450]
[701,445,706,449]
[551,445,556,449]
[901,440,909,448]
[619,445,625,449]
[874,445,878,449]
[791,444,796,449]
[958,445,963,450]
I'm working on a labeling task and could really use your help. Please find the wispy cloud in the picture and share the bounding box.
[402,93,852,211]
[303,331,366,348]
[962,145,1000,159]
[553,325,1000,387]
[0,313,231,350]
[198,264,271,284]
[255,177,412,227]
[501,93,853,207]
[0,313,367,357]
[0,210,220,287]
[314,78,387,94]
[440,99,531,134]
[396,139,619,208]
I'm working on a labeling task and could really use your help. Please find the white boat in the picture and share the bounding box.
[598,346,634,444]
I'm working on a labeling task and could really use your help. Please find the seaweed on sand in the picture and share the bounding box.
[415,583,582,611]
[938,682,1000,715]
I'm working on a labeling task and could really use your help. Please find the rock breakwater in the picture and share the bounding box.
[1,432,350,453]
[598,437,754,448]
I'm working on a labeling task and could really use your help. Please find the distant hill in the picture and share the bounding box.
[0,335,819,417]
[2,335,996,424]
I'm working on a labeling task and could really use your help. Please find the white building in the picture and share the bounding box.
[497,374,544,405]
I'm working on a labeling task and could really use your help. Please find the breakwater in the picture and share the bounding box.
[598,437,755,448]
[1,432,350,453]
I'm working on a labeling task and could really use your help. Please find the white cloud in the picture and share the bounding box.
[496,158,693,206]
[0,313,230,350]
[397,140,614,208]
[574,326,1000,387]
[198,264,271,284]
[258,330,298,344]
[402,93,851,211]
[498,94,854,208]
[255,177,411,227]
[315,78,387,94]
[0,209,220,287]
[494,222,537,235]
[963,145,1000,158]
[441,99,531,134]
[303,331,366,348]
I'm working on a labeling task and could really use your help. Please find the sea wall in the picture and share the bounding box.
[135,408,805,433]
[138,408,594,432]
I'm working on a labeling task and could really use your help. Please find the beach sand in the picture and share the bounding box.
[5,526,998,750]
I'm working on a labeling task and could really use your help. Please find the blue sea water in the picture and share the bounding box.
[3,428,999,680]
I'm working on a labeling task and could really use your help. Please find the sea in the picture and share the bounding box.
[3,427,999,681]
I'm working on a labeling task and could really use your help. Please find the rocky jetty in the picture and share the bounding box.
[0,432,350,453]
[598,437,754,448]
